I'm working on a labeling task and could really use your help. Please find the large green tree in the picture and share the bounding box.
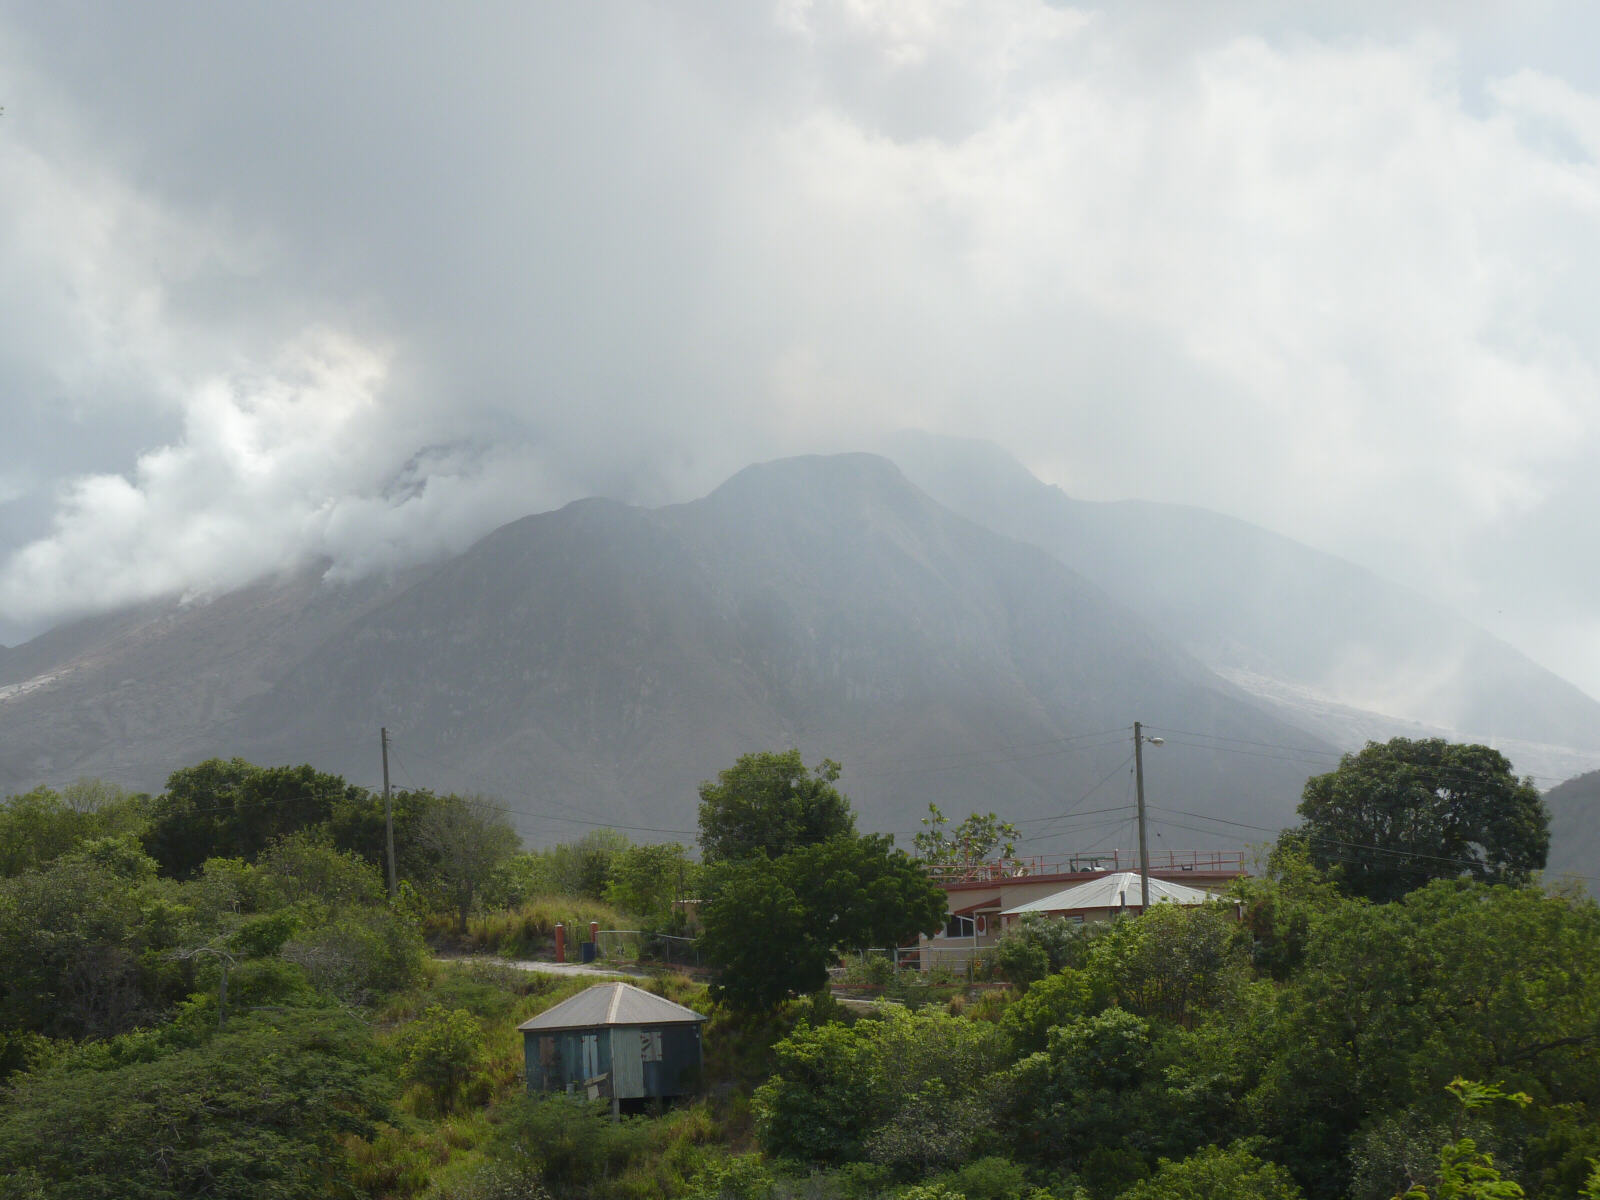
[696,751,944,1010]
[1252,880,1600,1197]
[142,759,363,878]
[605,841,695,916]
[696,749,855,864]
[0,855,182,1038]
[700,833,947,1011]
[413,793,520,933]
[0,782,145,877]
[1292,738,1548,903]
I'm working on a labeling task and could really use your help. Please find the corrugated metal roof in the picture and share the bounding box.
[951,896,1002,916]
[516,982,708,1032]
[1002,871,1215,916]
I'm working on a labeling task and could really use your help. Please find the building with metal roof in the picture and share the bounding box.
[519,983,707,1113]
[1001,870,1216,923]
[916,850,1247,971]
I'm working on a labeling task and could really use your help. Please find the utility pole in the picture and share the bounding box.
[1132,721,1164,913]
[381,726,397,899]
[1133,722,1150,912]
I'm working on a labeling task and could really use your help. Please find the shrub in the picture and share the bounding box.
[936,1155,1035,1199]
[345,1123,452,1198]
[1000,969,1102,1054]
[1112,1143,1303,1200]
[395,1005,491,1113]
[756,1005,1008,1172]
[230,908,301,958]
[257,833,386,907]
[280,905,425,1001]
[486,1093,657,1191]
[991,915,1097,990]
[994,936,1049,990]
[437,1161,552,1200]
[838,953,897,989]
[684,1154,779,1200]
[0,1011,395,1199]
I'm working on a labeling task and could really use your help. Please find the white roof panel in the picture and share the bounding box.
[517,982,708,1032]
[1002,871,1215,916]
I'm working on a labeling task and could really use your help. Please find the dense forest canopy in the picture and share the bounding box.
[0,741,1595,1199]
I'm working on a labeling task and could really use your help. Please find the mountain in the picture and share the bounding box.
[0,564,429,796]
[0,454,1331,850]
[1543,769,1600,889]
[879,432,1600,788]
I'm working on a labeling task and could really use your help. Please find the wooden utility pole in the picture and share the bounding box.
[381,727,397,899]
[1133,721,1151,912]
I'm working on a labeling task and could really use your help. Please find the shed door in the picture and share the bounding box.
[580,1033,601,1080]
[611,1027,645,1099]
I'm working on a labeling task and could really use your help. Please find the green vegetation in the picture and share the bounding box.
[0,738,1596,1200]
[700,832,948,1011]
[1291,738,1549,902]
[697,754,947,1011]
[696,750,855,864]
[914,804,1021,867]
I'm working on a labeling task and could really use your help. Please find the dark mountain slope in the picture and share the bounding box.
[1544,769,1600,888]
[881,432,1600,780]
[0,453,1331,849]
[225,454,1328,841]
[0,564,430,792]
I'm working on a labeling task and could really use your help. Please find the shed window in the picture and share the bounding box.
[641,1029,663,1063]
[538,1036,559,1070]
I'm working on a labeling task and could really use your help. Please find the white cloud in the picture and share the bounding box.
[1,333,382,617]
[717,16,1600,601]
[4,1,1600,695]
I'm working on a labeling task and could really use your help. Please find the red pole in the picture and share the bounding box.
[589,920,600,947]
[555,923,566,963]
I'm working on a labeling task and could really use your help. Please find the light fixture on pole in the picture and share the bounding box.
[1133,722,1164,912]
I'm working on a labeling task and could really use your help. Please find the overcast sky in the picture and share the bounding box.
[3,1,1600,696]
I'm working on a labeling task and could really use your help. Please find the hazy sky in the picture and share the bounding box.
[3,2,1600,696]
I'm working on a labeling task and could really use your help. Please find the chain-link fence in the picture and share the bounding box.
[592,929,703,969]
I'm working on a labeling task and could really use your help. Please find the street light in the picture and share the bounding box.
[1133,723,1163,911]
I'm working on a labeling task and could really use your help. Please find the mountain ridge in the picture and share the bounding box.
[0,453,1329,847]
[3,445,1595,881]
[879,431,1600,772]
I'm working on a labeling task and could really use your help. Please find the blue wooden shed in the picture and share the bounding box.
[519,982,707,1114]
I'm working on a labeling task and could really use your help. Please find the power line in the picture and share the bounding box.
[383,737,632,827]
[1142,725,1343,759]
[852,727,1133,780]
[1015,753,1136,846]
[1153,736,1337,769]
[383,746,699,838]
[387,724,1141,845]
[1146,804,1600,884]
[1077,816,1134,856]
[1144,725,1574,787]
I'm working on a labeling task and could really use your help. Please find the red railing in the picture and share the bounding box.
[924,849,1247,884]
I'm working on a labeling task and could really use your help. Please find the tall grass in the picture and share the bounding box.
[452,896,629,960]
